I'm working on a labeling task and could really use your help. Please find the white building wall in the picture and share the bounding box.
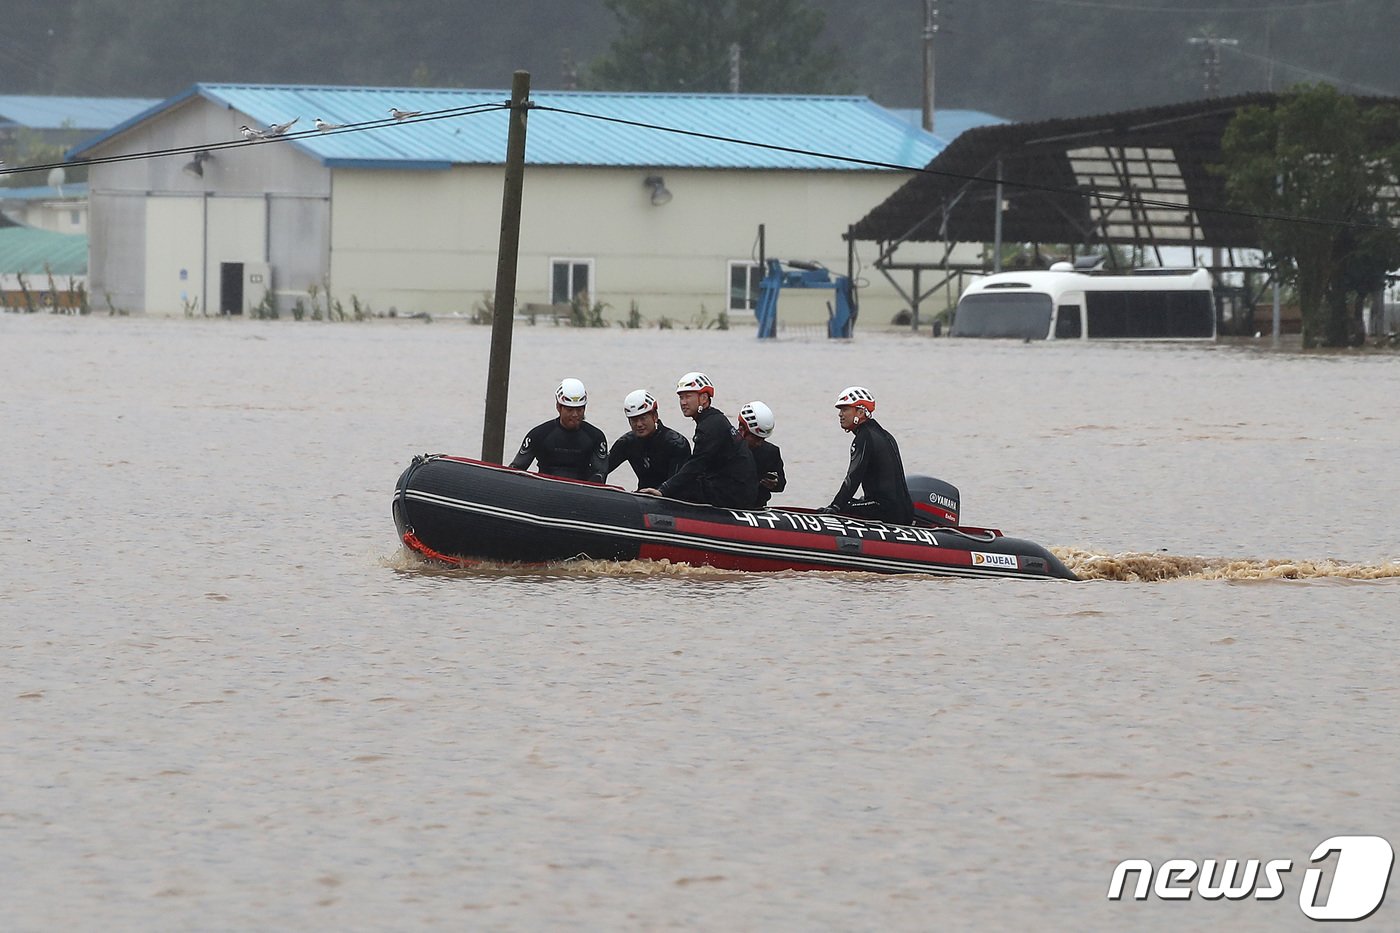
[144,196,204,315]
[85,96,331,314]
[328,164,932,327]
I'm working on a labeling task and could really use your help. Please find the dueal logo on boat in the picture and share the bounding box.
[971,551,1018,568]
[1107,835,1394,921]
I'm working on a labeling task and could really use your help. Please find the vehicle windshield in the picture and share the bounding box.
[950,293,1052,339]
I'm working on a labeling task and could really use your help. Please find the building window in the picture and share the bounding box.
[729,261,762,312]
[70,210,81,226]
[551,258,593,305]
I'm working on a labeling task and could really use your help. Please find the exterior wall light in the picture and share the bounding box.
[644,174,672,206]
[183,150,212,178]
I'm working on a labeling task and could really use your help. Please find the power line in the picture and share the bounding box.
[0,102,509,178]
[533,103,1384,233]
[1225,45,1399,97]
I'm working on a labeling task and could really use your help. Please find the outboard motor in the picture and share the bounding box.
[906,475,960,527]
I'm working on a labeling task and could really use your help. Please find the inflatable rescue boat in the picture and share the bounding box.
[393,455,1076,580]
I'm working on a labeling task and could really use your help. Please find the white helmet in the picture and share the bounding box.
[555,377,588,408]
[622,388,658,417]
[738,401,775,438]
[675,371,714,396]
[834,385,875,413]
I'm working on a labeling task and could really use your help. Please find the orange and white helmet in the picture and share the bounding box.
[675,371,714,396]
[834,385,875,413]
[555,377,588,408]
[622,389,658,417]
[737,401,775,438]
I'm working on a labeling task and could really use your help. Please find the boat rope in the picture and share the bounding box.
[930,526,1000,543]
[402,529,470,566]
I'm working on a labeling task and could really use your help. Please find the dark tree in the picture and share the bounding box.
[586,0,850,94]
[1222,84,1400,347]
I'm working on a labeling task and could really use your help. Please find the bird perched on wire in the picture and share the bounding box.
[389,107,422,121]
[239,124,267,141]
[314,117,345,133]
[266,117,299,136]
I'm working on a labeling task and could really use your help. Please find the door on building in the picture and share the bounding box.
[220,262,244,315]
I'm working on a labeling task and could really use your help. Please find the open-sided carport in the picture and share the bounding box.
[847,92,1400,332]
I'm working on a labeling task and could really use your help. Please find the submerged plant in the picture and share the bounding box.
[569,292,610,327]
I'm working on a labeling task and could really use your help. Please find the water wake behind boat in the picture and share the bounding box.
[1053,548,1400,582]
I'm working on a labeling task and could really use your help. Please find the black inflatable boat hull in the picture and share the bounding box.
[393,455,1076,580]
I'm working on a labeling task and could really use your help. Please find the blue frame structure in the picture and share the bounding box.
[753,259,857,339]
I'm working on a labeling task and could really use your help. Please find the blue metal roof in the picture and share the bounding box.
[0,95,161,130]
[68,83,945,172]
[0,183,89,202]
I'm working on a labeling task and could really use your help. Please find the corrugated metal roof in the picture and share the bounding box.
[0,95,161,130]
[0,226,87,274]
[853,92,1293,250]
[69,83,944,172]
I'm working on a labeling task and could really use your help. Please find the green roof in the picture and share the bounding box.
[0,226,87,274]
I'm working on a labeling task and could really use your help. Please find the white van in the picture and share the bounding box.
[951,264,1216,340]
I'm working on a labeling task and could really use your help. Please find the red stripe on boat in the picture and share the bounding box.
[859,538,974,565]
[914,501,957,523]
[661,516,841,550]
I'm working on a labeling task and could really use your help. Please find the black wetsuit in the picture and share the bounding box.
[750,440,786,508]
[509,418,608,482]
[607,423,691,489]
[658,406,758,509]
[828,418,913,524]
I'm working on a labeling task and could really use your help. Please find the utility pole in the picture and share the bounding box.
[1187,35,1239,97]
[481,71,531,465]
[1264,15,1274,91]
[729,43,741,93]
[921,0,938,133]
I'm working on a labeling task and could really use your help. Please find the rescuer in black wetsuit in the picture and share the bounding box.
[606,388,691,489]
[821,386,913,525]
[736,400,786,509]
[638,371,757,510]
[508,377,609,482]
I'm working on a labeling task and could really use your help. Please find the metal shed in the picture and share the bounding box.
[847,92,1400,331]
